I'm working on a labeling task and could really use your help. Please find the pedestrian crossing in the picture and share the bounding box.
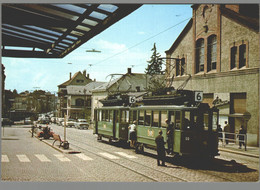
[1,152,138,163]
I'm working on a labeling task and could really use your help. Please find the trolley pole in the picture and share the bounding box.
[64,114,67,141]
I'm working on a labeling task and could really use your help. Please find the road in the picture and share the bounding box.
[1,124,259,182]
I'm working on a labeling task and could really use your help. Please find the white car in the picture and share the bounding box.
[62,118,75,127]
[57,118,64,126]
[75,119,89,130]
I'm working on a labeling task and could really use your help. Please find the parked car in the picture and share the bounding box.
[24,119,32,125]
[75,119,89,130]
[1,118,13,126]
[57,118,64,126]
[62,118,75,127]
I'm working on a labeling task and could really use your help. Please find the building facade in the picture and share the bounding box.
[165,4,259,146]
[57,70,94,119]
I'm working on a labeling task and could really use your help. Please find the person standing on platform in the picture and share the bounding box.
[224,121,230,145]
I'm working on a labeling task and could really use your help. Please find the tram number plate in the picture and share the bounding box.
[129,96,136,104]
[195,91,203,102]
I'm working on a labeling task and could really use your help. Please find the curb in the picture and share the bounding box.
[219,147,259,158]
[31,131,81,154]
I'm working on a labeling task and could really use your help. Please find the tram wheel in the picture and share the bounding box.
[135,143,144,154]
[97,135,102,141]
[109,137,113,144]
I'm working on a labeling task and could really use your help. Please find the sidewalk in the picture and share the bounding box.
[218,142,259,158]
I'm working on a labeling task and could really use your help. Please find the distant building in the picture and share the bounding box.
[66,81,105,120]
[91,68,165,122]
[165,4,259,146]
[57,70,105,120]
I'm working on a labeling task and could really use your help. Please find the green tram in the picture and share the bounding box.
[94,90,220,158]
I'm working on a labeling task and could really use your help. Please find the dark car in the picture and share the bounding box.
[1,118,14,126]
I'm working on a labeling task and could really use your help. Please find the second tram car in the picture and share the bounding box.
[94,90,220,158]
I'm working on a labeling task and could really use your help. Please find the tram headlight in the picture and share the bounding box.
[185,137,190,141]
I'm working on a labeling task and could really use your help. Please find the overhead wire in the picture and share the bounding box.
[86,17,191,69]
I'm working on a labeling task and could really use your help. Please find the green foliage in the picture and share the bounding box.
[145,43,163,75]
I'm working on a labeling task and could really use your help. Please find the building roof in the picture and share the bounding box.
[2,4,141,58]
[67,81,105,95]
[58,71,90,88]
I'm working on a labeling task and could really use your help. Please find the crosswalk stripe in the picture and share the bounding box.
[54,154,71,162]
[115,152,137,159]
[99,152,120,159]
[75,153,93,161]
[35,154,51,162]
[17,154,30,162]
[1,155,10,162]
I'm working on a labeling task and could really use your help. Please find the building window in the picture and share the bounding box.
[176,59,180,76]
[230,46,237,69]
[75,98,84,106]
[239,44,246,68]
[196,38,205,73]
[207,35,217,72]
[230,42,248,70]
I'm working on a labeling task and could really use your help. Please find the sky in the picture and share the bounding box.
[2,4,192,94]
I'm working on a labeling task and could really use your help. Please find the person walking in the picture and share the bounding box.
[166,119,173,155]
[128,120,137,147]
[238,125,246,149]
[224,121,230,145]
[155,130,166,166]
[217,125,223,142]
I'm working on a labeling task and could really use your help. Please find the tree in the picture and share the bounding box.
[145,43,166,95]
[145,43,163,75]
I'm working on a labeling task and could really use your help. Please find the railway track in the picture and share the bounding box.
[51,125,254,182]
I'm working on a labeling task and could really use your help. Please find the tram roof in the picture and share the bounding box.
[95,105,201,111]
[2,4,141,58]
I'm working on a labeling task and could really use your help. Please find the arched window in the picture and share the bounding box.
[207,35,217,72]
[196,38,205,73]
[75,98,84,106]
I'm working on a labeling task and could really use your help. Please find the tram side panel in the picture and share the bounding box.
[136,125,168,149]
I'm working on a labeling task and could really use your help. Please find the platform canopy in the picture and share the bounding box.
[1,4,141,58]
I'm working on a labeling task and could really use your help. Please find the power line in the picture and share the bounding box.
[87,17,191,69]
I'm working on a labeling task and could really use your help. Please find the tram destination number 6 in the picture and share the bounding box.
[195,91,203,102]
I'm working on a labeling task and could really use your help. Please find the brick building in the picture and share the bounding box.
[165,4,259,146]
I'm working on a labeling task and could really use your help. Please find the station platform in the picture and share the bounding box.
[218,142,259,158]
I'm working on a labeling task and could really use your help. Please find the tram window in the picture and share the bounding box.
[169,111,175,126]
[175,111,181,129]
[212,112,218,131]
[102,110,105,121]
[152,111,159,127]
[121,110,126,122]
[98,110,102,121]
[126,110,129,123]
[161,111,167,128]
[183,111,191,130]
[109,110,113,122]
[130,110,137,123]
[105,110,109,121]
[138,110,144,125]
[204,113,209,130]
[145,110,151,126]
